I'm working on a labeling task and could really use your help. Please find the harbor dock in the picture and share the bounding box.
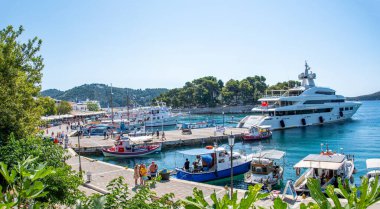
[59,126,248,154]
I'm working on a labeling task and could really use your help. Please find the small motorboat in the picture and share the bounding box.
[366,159,380,182]
[293,144,355,194]
[242,125,272,141]
[244,149,285,190]
[102,136,161,158]
[175,145,253,182]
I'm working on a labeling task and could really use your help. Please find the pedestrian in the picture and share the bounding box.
[161,131,166,141]
[103,131,107,140]
[156,130,159,138]
[133,164,140,187]
[139,164,148,185]
[66,126,69,132]
[148,161,158,179]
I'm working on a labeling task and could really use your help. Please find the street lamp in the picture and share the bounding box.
[222,111,225,127]
[77,126,83,177]
[228,132,235,199]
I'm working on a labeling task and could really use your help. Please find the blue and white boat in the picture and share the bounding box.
[175,146,253,182]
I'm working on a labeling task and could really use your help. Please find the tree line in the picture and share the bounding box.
[153,76,300,108]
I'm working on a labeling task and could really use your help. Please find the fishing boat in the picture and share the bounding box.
[102,136,161,158]
[293,144,355,194]
[175,146,253,182]
[244,149,285,189]
[242,125,272,141]
[366,159,380,182]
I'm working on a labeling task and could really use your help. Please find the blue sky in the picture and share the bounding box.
[1,0,379,96]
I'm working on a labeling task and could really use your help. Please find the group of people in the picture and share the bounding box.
[133,161,159,186]
[182,155,204,172]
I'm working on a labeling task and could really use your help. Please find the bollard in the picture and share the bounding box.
[86,172,92,183]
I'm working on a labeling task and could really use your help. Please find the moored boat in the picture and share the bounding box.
[366,159,380,182]
[175,146,253,182]
[293,144,355,194]
[102,136,161,158]
[244,149,285,189]
[242,125,272,141]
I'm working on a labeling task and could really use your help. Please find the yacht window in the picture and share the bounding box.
[315,91,335,95]
[339,108,343,111]
[304,99,344,104]
[349,107,353,110]
[345,107,349,111]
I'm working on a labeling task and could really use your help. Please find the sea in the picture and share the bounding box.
[89,100,380,190]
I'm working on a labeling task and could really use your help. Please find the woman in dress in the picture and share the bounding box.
[133,164,140,187]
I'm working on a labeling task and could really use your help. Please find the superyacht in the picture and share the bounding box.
[238,62,361,130]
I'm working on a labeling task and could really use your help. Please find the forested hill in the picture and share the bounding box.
[41,84,168,107]
[347,91,380,101]
[153,76,301,108]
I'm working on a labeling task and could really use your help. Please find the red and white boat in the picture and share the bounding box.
[242,125,272,141]
[102,136,162,158]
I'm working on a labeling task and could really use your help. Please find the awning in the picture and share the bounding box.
[178,148,217,156]
[366,159,380,169]
[293,154,345,170]
[251,150,285,160]
[294,160,344,170]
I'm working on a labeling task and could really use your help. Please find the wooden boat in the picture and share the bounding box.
[244,149,285,189]
[102,136,161,158]
[242,125,272,141]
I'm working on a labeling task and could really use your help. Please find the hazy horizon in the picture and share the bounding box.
[2,1,379,97]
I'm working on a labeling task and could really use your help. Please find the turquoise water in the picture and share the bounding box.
[89,101,380,190]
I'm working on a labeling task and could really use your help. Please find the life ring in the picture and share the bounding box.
[280,120,285,128]
[339,111,343,117]
[206,145,213,149]
[296,167,301,176]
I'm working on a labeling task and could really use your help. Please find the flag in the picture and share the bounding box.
[261,101,268,107]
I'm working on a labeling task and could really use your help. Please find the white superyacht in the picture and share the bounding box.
[238,62,361,130]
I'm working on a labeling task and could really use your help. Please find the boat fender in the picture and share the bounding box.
[301,118,306,126]
[296,167,301,176]
[280,120,285,128]
[206,145,213,149]
[319,116,324,123]
[339,111,343,117]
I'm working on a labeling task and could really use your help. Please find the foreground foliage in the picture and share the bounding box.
[77,176,180,209]
[0,156,55,208]
[0,136,83,206]
[301,176,380,209]
[0,25,44,143]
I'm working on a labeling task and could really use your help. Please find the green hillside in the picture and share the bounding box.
[41,84,168,107]
[348,91,380,101]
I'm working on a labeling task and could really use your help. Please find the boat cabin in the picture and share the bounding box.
[366,159,380,179]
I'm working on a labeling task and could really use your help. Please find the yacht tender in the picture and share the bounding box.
[238,62,361,130]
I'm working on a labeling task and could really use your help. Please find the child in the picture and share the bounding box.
[139,164,148,185]
[133,164,140,187]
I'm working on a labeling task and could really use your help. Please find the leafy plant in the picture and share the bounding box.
[0,135,84,206]
[0,156,55,208]
[300,176,380,209]
[77,176,180,209]
[181,184,269,209]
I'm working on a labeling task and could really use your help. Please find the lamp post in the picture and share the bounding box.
[77,126,83,177]
[228,133,235,199]
[222,111,225,127]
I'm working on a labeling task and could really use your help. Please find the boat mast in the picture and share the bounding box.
[110,83,114,125]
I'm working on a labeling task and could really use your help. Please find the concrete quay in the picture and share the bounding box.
[58,126,249,154]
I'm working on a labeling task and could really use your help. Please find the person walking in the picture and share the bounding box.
[133,164,140,187]
[148,161,158,179]
[139,164,148,185]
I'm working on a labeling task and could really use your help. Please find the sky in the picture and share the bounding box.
[1,0,379,97]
